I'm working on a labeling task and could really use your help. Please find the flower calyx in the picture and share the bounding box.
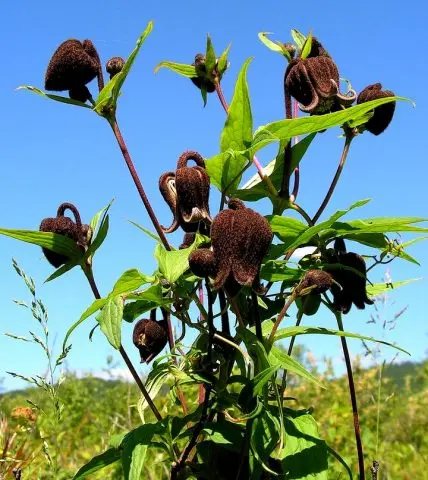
[39,203,92,268]
[189,199,273,297]
[159,151,212,234]
[132,309,168,364]
[357,83,396,135]
[285,37,356,115]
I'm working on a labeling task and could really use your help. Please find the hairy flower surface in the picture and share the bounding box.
[45,39,101,91]
[357,83,396,135]
[190,199,273,296]
[285,38,356,114]
[106,56,125,78]
[159,151,211,233]
[296,270,333,296]
[132,317,168,364]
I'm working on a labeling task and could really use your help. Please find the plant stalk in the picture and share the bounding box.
[108,117,171,250]
[82,265,162,421]
[335,311,365,480]
[312,131,355,224]
[268,293,296,344]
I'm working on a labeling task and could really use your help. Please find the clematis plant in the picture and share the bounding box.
[2,23,424,480]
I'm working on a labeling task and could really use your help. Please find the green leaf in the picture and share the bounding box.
[154,236,203,284]
[237,133,316,202]
[250,410,281,475]
[272,407,330,480]
[300,31,313,59]
[0,229,82,259]
[123,284,169,323]
[62,299,106,351]
[251,96,411,154]
[110,269,153,297]
[17,86,92,109]
[290,29,306,51]
[268,325,410,355]
[205,35,217,75]
[154,61,197,77]
[253,365,280,396]
[366,278,420,297]
[94,22,153,115]
[205,150,249,193]
[269,345,324,387]
[86,200,114,259]
[72,448,121,479]
[217,43,231,75]
[220,58,253,152]
[98,296,123,350]
[268,215,308,245]
[286,199,371,251]
[44,259,80,283]
[258,32,291,61]
[201,422,245,446]
[121,423,161,480]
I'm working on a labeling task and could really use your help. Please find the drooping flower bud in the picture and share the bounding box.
[106,56,125,79]
[357,83,395,135]
[296,270,333,296]
[190,53,216,93]
[45,39,101,91]
[285,38,356,115]
[132,311,168,363]
[189,248,218,278]
[159,151,212,234]
[39,203,92,268]
[208,199,273,296]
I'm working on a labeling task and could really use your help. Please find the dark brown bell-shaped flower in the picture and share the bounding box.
[159,151,212,234]
[296,270,333,296]
[327,239,374,314]
[285,38,356,115]
[39,203,92,268]
[45,39,101,91]
[106,57,125,79]
[208,199,273,296]
[132,310,168,363]
[357,83,396,135]
[189,248,218,278]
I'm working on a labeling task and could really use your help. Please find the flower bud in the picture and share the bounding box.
[106,56,125,79]
[45,39,101,91]
[357,83,395,135]
[132,317,168,363]
[190,54,216,93]
[296,270,333,296]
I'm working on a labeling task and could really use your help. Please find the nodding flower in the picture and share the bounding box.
[159,151,212,234]
[285,37,356,115]
[45,39,103,97]
[191,53,216,93]
[357,83,396,135]
[39,203,92,268]
[188,199,273,297]
[326,238,374,314]
[132,309,168,364]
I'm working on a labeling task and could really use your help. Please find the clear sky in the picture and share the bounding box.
[0,0,426,391]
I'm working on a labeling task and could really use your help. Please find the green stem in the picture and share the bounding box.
[335,311,365,480]
[82,265,162,422]
[281,309,304,399]
[312,132,355,224]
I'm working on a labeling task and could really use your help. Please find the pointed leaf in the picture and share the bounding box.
[205,35,217,74]
[154,61,196,77]
[258,32,291,61]
[217,43,231,75]
[72,448,121,479]
[17,86,92,109]
[366,278,420,297]
[128,220,162,243]
[300,31,313,59]
[110,269,154,297]
[98,295,123,349]
[290,29,306,51]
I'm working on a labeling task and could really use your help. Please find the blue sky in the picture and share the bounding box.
[0,0,426,391]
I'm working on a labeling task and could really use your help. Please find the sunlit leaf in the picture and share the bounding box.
[154,61,196,77]
[17,86,92,109]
